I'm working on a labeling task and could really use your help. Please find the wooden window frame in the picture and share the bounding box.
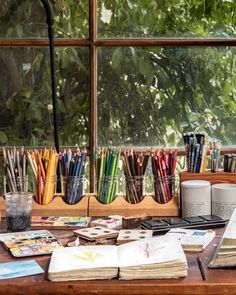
[1,0,236,191]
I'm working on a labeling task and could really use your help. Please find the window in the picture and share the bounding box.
[0,0,236,192]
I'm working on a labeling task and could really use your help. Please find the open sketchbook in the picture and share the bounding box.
[48,236,187,281]
[165,228,215,252]
[209,208,236,268]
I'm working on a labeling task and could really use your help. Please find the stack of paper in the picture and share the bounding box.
[48,236,187,281]
[209,208,236,268]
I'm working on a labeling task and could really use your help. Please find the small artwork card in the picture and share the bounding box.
[0,230,63,258]
[117,229,153,245]
[0,260,44,280]
[31,216,91,229]
[74,226,119,241]
[90,215,122,229]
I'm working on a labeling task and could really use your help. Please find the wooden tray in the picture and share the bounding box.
[88,194,179,217]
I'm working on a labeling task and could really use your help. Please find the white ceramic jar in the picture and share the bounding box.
[181,180,211,217]
[212,183,236,219]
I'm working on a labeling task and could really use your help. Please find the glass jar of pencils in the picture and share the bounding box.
[4,175,29,194]
[125,175,145,204]
[153,175,175,204]
[34,175,57,205]
[97,176,118,204]
[62,176,85,205]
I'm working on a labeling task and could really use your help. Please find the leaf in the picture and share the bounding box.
[139,58,154,84]
[15,24,23,38]
[0,131,8,144]
[111,48,122,70]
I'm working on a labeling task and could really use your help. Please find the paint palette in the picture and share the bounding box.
[74,226,119,241]
[0,230,63,258]
[116,229,153,244]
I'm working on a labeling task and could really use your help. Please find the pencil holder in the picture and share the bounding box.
[34,175,57,205]
[62,176,85,205]
[3,175,29,194]
[125,175,145,204]
[153,175,175,204]
[97,175,118,204]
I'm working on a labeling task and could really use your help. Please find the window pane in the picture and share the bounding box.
[56,47,89,146]
[0,0,89,38]
[0,47,89,147]
[97,0,236,38]
[97,46,236,147]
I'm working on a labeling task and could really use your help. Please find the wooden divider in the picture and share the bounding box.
[88,194,179,217]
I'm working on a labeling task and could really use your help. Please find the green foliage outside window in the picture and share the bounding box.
[0,0,236,148]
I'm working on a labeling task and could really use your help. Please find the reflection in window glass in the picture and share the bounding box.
[0,0,89,38]
[97,0,236,38]
[0,47,89,147]
[97,46,236,147]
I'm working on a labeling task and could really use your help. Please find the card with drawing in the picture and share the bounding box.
[0,260,44,280]
[31,216,91,229]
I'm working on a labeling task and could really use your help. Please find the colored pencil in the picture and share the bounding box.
[59,148,87,205]
[151,149,177,204]
[95,148,120,204]
[122,149,149,204]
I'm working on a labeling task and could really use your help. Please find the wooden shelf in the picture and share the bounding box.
[180,171,236,185]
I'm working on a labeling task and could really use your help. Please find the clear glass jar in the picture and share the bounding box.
[125,175,145,204]
[97,175,118,204]
[35,175,57,205]
[153,175,175,204]
[5,191,33,232]
[62,176,85,205]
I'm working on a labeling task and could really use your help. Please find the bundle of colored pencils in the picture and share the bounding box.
[59,148,87,204]
[3,147,27,193]
[183,133,208,173]
[95,148,120,204]
[27,148,59,205]
[209,142,220,172]
[122,150,149,204]
[151,149,177,204]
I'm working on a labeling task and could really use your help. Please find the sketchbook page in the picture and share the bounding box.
[0,260,44,280]
[48,245,118,274]
[117,236,186,268]
[165,228,215,251]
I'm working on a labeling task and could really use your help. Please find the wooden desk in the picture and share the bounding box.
[0,227,235,295]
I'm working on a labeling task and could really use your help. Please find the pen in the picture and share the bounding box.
[197,255,206,281]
